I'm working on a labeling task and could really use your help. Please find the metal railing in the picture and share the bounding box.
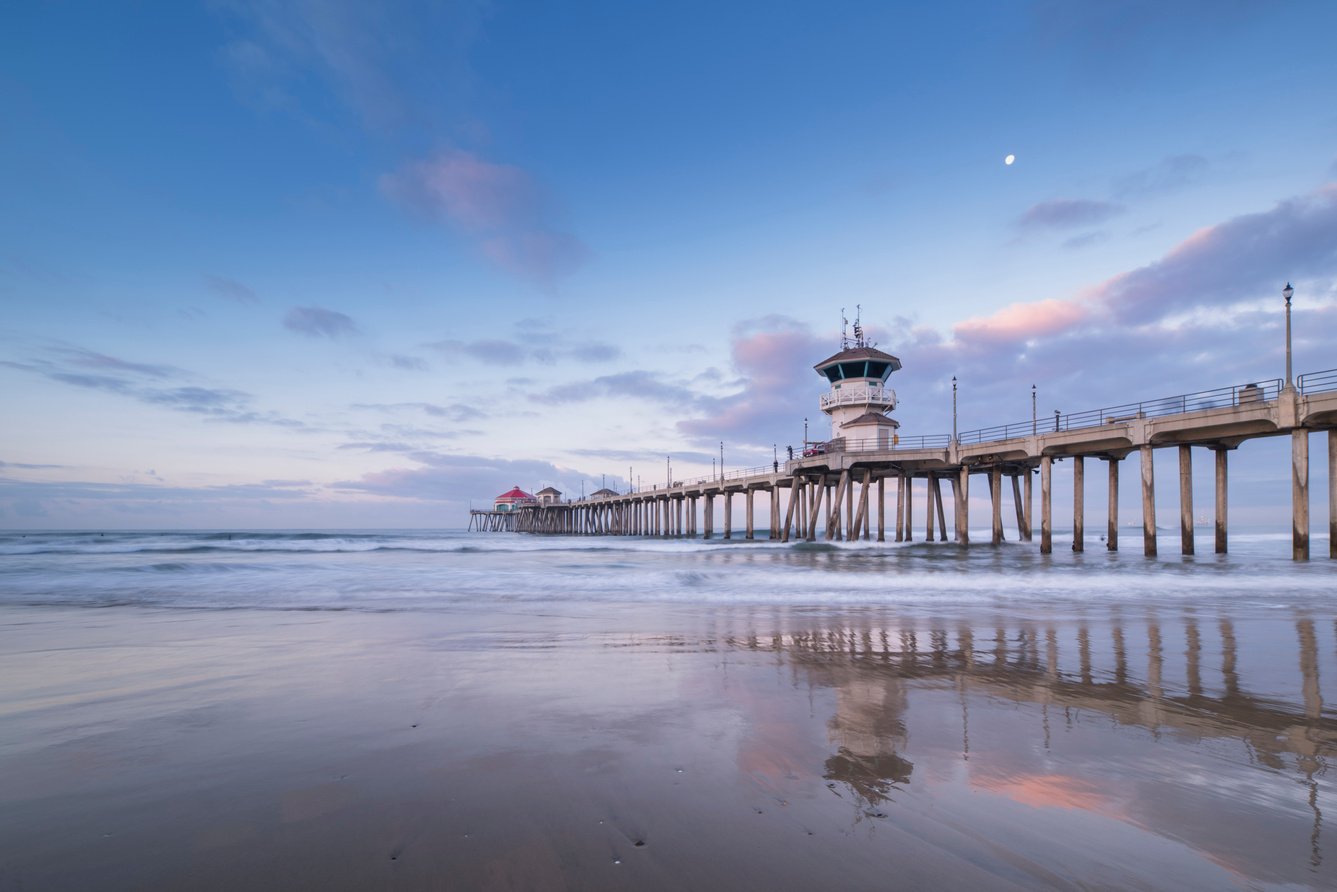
[574,369,1330,499]
[1298,368,1337,395]
[818,385,896,411]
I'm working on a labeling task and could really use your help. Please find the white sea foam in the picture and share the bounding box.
[1,528,1332,614]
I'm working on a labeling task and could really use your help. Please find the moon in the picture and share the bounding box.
[1004,154,1016,166]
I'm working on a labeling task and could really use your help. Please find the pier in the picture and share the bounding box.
[495,313,1337,560]
[505,370,1337,559]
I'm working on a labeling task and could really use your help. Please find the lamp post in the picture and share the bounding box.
[1054,409,1061,432]
[1283,282,1294,388]
[804,417,809,447]
[719,441,724,482]
[1031,385,1037,435]
[951,376,958,443]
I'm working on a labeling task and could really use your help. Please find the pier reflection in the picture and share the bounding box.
[726,605,1336,875]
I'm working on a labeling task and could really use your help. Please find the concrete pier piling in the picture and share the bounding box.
[930,473,941,545]
[1179,445,1194,556]
[934,477,948,541]
[1105,458,1119,551]
[1040,456,1052,555]
[1072,455,1085,553]
[1011,475,1027,541]
[1141,445,1157,557]
[1330,431,1336,560]
[991,465,1003,546]
[1023,470,1032,542]
[1214,449,1228,554]
[903,473,913,543]
[877,477,886,542]
[957,466,969,545]
[1293,430,1309,561]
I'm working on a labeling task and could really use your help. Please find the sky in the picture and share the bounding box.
[2,0,1336,530]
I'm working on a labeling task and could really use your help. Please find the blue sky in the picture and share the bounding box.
[2,0,1335,529]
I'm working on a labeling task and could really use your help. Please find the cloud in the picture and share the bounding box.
[1113,154,1209,198]
[49,346,179,379]
[1061,231,1109,251]
[676,316,833,448]
[381,150,587,286]
[0,459,63,470]
[883,182,1337,434]
[388,354,430,372]
[216,0,485,132]
[0,476,315,506]
[2,346,305,428]
[332,451,587,502]
[954,298,1090,345]
[427,336,619,365]
[1088,183,1337,325]
[283,306,358,338]
[540,370,705,408]
[1017,199,1125,230]
[204,274,259,304]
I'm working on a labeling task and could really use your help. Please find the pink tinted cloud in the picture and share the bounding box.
[380,150,587,286]
[677,316,832,447]
[953,298,1090,345]
[1088,183,1337,323]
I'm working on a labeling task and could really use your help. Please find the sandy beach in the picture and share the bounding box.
[3,591,1334,891]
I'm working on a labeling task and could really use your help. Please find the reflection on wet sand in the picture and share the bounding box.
[726,605,1335,877]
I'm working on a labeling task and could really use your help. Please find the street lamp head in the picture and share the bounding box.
[1283,282,1294,304]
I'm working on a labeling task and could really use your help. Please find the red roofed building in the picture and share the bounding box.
[493,486,537,513]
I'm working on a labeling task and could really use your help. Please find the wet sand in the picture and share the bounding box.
[2,601,1335,890]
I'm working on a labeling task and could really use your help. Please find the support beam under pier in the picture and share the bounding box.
[1293,429,1309,561]
[1040,456,1052,555]
[991,465,1003,546]
[934,476,948,542]
[1141,444,1157,557]
[1106,457,1119,552]
[877,477,885,542]
[1072,456,1084,553]
[1179,445,1194,556]
[1330,431,1336,560]
[1011,474,1027,542]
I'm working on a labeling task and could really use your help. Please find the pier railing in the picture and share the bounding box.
[1298,368,1337,395]
[953,378,1286,440]
[583,370,1328,497]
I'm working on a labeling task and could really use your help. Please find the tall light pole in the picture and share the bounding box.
[1283,282,1295,388]
[1031,384,1037,435]
[951,376,958,442]
[719,441,724,482]
[804,417,809,446]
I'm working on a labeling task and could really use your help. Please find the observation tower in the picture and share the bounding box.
[813,309,901,451]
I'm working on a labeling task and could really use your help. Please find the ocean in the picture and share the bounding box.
[2,528,1335,890]
[2,527,1333,613]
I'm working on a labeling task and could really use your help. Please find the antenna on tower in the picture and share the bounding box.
[852,304,865,348]
[840,308,850,349]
